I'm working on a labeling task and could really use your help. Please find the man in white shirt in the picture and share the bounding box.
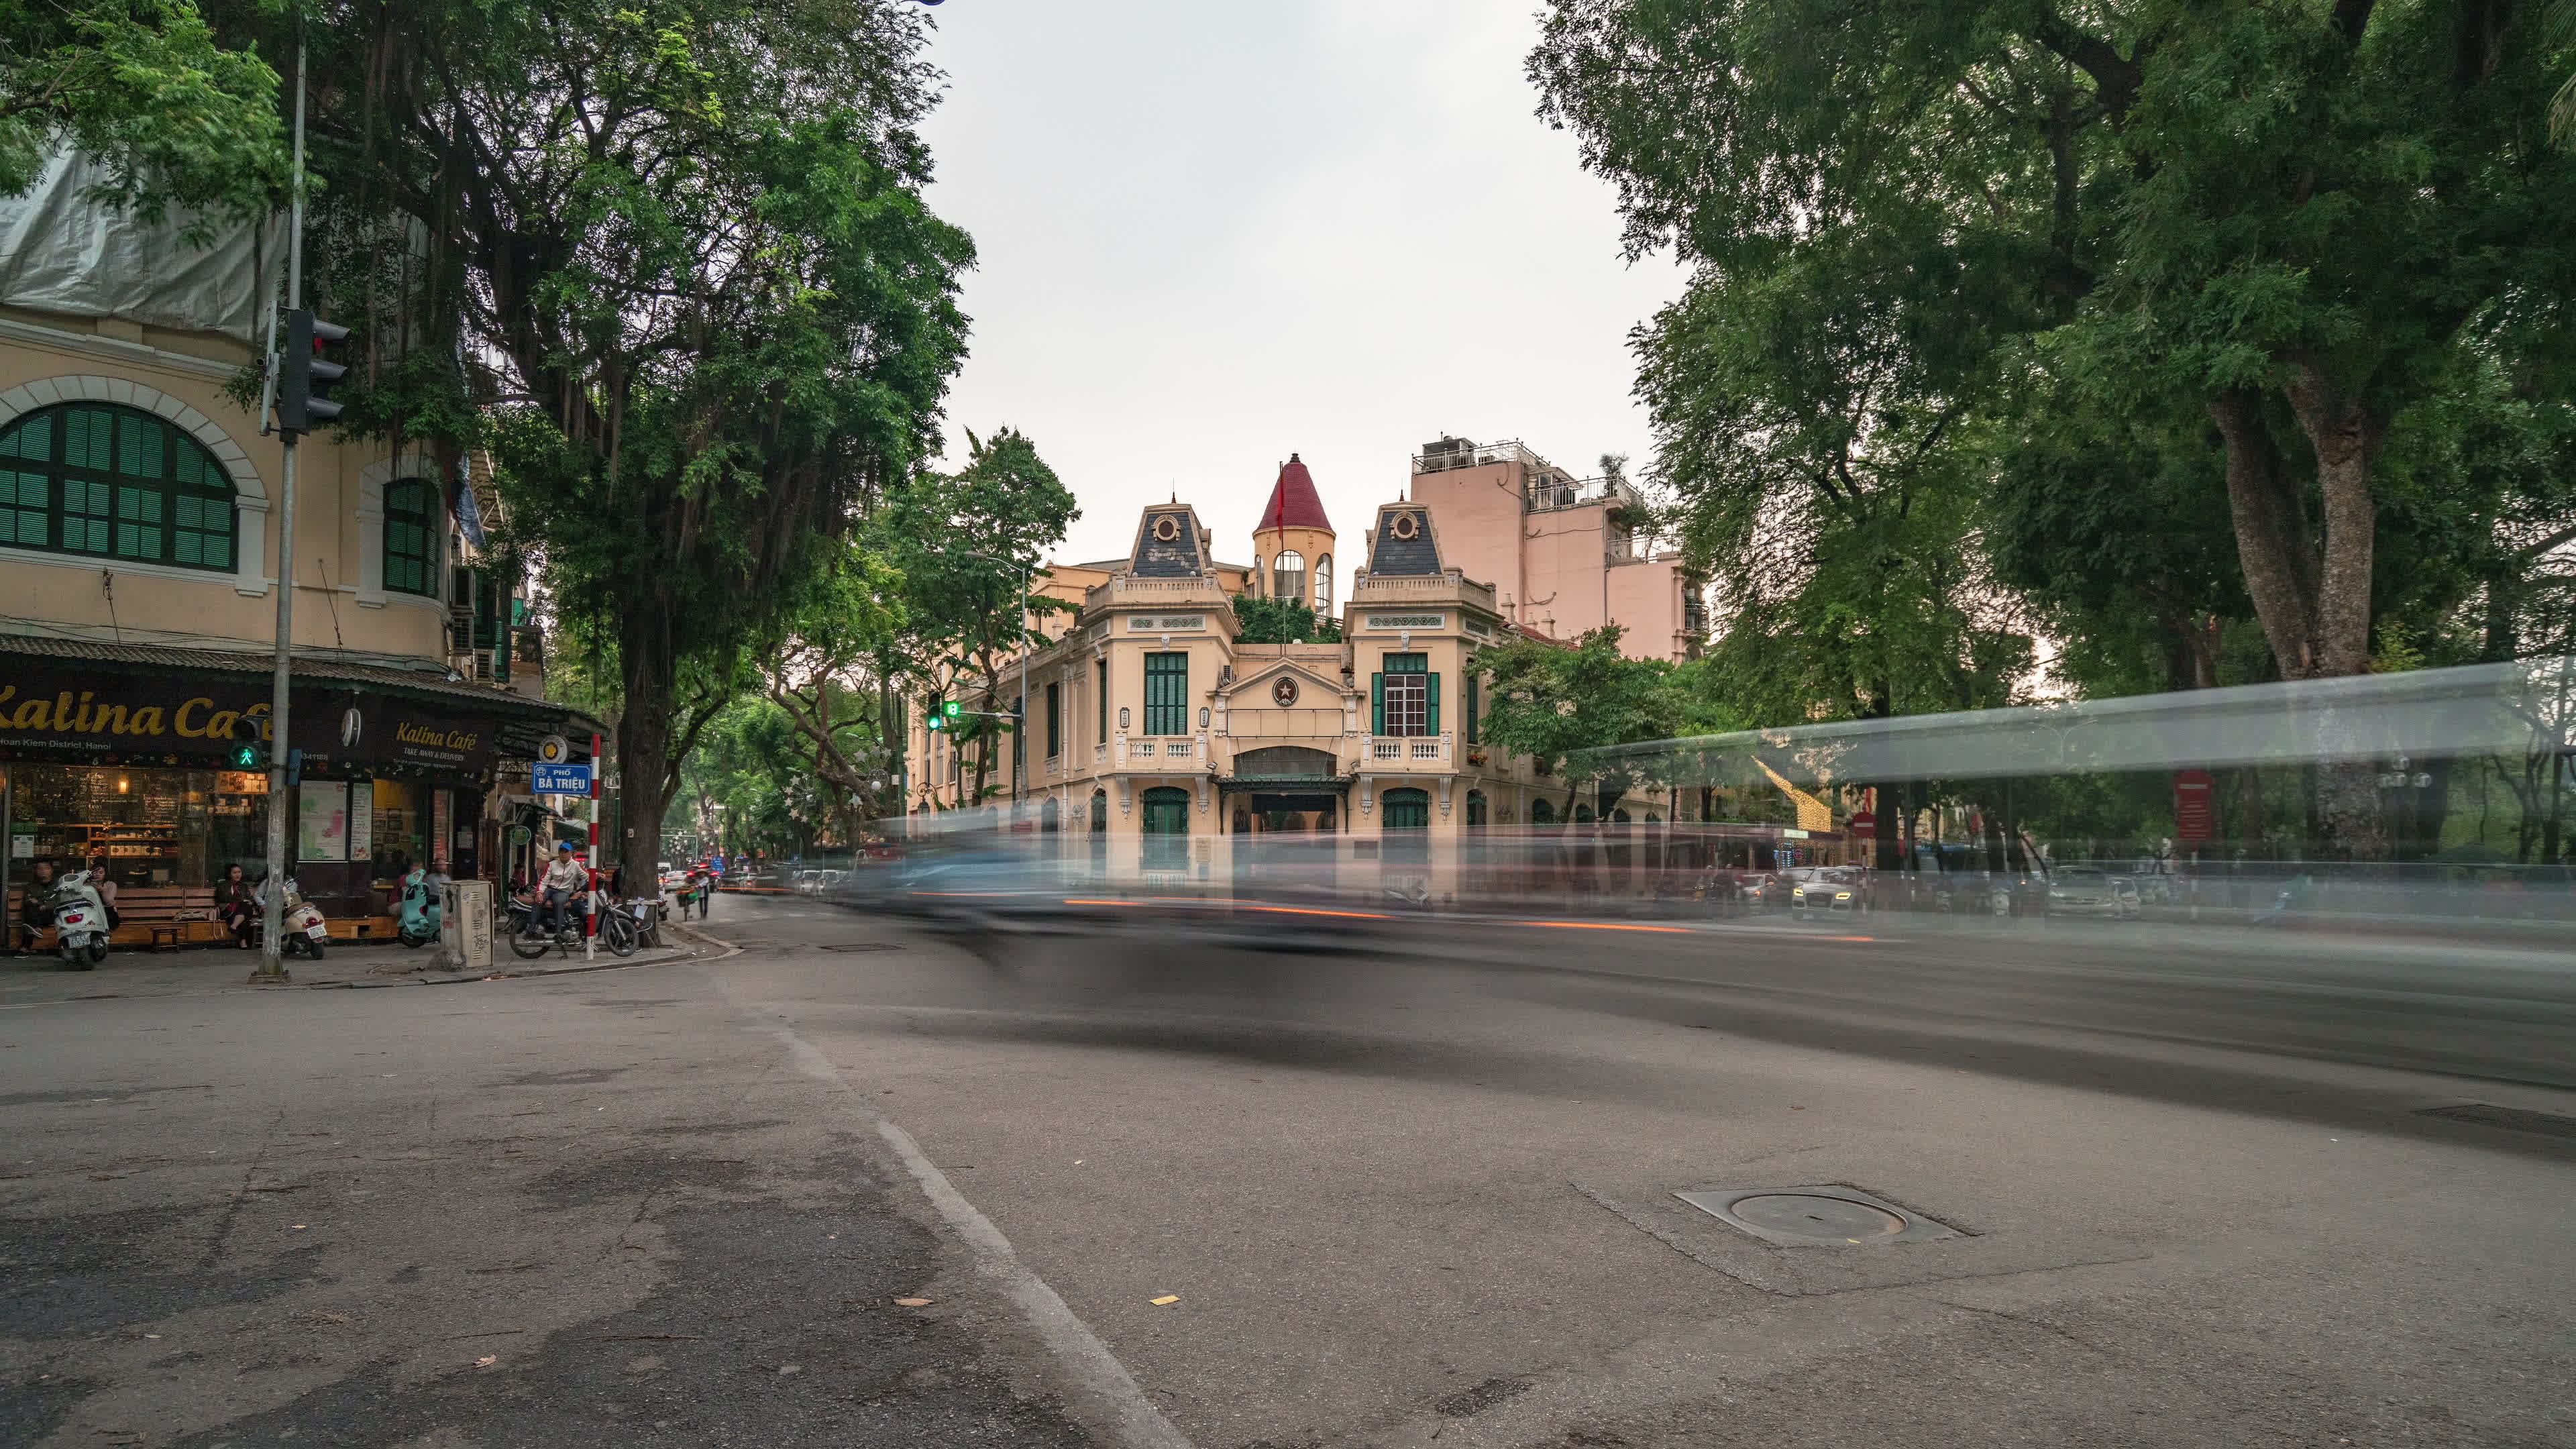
[539,843,588,934]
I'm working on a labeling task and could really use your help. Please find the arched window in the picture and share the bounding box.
[1251,554,1265,597]
[384,476,441,596]
[0,403,235,570]
[1532,798,1556,826]
[1466,790,1488,827]
[1273,549,1305,606]
[1314,553,1332,614]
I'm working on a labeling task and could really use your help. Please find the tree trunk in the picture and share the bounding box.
[2282,359,2383,679]
[2280,360,2390,859]
[616,602,680,889]
[2208,389,2321,679]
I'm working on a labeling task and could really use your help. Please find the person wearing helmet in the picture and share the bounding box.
[539,841,587,935]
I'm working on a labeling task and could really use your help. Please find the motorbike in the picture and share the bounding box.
[260,877,333,959]
[40,868,112,969]
[506,885,639,960]
[395,867,443,948]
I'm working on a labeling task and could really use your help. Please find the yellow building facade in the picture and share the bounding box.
[906,468,1613,902]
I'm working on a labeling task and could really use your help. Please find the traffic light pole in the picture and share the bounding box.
[254,29,310,984]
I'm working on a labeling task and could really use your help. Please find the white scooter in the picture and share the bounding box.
[42,868,112,969]
[259,876,333,960]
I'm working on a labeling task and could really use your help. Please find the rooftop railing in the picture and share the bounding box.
[1411,437,1552,475]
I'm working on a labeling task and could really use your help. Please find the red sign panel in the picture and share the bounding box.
[2174,769,2216,843]
[1847,810,1876,839]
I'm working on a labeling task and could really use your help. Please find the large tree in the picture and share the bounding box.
[871,427,1078,807]
[274,0,972,881]
[1534,0,2576,855]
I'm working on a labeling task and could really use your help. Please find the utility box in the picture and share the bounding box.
[441,880,494,975]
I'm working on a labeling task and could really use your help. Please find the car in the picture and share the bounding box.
[792,869,825,895]
[2047,866,2138,920]
[1790,867,1865,914]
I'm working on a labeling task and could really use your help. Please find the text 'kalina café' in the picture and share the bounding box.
[0,638,600,928]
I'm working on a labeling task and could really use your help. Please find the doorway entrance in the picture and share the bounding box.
[1140,786,1191,874]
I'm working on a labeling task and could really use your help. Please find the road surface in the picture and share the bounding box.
[3,895,2570,1446]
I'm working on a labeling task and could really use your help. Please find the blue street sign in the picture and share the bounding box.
[533,762,592,794]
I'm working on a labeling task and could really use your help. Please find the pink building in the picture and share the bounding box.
[1407,437,1703,661]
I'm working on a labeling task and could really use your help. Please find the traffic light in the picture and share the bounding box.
[228,743,260,769]
[942,700,962,722]
[278,309,349,437]
[926,701,945,733]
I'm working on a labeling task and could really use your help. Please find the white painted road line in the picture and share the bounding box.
[714,971,1192,1449]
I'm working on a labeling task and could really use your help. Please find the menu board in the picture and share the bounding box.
[347,782,373,861]
[297,783,351,862]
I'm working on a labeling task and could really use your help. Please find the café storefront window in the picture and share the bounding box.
[3,763,477,900]
[3,764,270,889]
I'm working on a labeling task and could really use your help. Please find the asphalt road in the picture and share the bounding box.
[3,896,2572,1447]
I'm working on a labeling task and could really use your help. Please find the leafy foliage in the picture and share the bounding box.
[0,0,287,233]
[869,427,1079,804]
[272,0,973,877]
[1230,594,1338,645]
[1472,626,1682,818]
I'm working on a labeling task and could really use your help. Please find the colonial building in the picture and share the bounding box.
[903,458,1623,898]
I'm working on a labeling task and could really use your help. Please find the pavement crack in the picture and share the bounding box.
[1929,1297,2112,1355]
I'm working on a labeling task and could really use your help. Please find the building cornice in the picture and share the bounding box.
[0,315,244,381]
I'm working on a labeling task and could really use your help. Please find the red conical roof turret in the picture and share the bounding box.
[1258,453,1332,533]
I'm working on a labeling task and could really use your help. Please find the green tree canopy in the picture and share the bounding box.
[0,0,286,231]
[274,0,973,879]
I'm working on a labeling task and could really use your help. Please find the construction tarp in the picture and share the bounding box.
[0,150,281,347]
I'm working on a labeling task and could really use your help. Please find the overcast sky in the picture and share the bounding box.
[913,0,1686,568]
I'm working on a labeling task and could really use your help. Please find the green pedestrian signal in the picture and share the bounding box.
[229,744,260,768]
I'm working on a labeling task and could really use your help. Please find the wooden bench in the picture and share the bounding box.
[9,885,403,953]
[10,885,225,950]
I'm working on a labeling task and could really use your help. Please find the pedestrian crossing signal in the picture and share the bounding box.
[229,744,259,768]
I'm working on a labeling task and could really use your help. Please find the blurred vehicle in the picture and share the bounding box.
[793,870,824,895]
[1790,867,1864,915]
[2047,866,2137,920]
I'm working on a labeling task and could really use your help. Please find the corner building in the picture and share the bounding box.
[908,460,1610,904]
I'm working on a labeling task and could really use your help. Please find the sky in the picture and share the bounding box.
[913,0,1688,568]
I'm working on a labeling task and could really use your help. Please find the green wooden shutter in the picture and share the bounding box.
[1371,673,1384,735]
[1426,673,1440,735]
[1465,676,1479,745]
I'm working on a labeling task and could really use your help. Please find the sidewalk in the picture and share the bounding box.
[0,924,720,1008]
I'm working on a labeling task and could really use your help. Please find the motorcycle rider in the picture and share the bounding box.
[539,841,587,936]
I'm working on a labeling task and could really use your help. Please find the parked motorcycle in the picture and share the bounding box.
[40,867,112,969]
[260,877,333,959]
[395,867,443,948]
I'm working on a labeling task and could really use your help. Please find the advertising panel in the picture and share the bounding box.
[299,782,352,861]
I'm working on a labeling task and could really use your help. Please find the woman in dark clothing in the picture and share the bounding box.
[213,864,257,949]
[15,859,58,953]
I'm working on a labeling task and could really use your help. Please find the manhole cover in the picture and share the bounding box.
[1675,1185,1960,1247]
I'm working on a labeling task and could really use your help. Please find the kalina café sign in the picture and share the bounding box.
[0,659,500,775]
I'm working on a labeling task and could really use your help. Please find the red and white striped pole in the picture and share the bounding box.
[588,732,602,867]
